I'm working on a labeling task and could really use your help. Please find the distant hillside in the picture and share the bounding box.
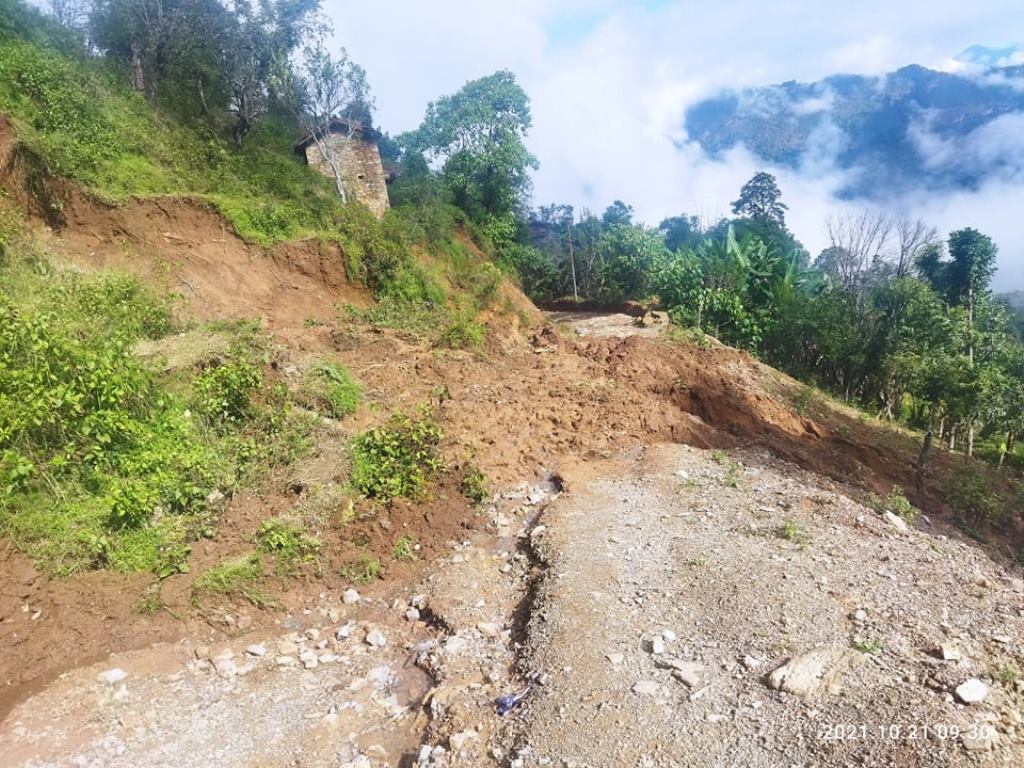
[684,62,1024,199]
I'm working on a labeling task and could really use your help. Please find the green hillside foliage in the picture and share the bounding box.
[0,228,314,577]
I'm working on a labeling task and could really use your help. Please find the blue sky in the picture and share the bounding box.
[326,0,1024,289]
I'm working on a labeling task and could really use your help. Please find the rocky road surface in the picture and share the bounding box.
[497,444,1024,767]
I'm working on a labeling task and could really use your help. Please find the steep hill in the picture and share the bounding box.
[685,62,1024,198]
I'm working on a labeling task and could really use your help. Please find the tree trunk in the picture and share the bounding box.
[130,38,145,94]
[917,398,939,495]
[948,424,956,451]
[999,431,1015,468]
[967,422,975,457]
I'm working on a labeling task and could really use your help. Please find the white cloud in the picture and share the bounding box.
[322,0,1024,289]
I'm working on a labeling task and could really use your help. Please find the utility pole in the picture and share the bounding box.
[567,216,578,302]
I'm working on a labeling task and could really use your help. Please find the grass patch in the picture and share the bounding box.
[254,518,320,575]
[350,406,443,501]
[436,315,486,350]
[301,361,361,418]
[776,518,809,545]
[192,553,267,606]
[341,552,382,585]
[392,535,417,561]
[993,661,1021,686]
[853,638,883,655]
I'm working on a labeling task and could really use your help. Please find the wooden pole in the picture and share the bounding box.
[567,217,578,302]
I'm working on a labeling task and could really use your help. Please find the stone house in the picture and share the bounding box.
[295,117,391,219]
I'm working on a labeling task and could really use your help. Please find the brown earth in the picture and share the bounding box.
[0,128,1019,734]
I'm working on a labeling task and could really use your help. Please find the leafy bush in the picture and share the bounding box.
[193,361,262,425]
[461,463,489,504]
[869,485,919,523]
[943,465,1007,526]
[350,407,443,500]
[392,535,417,561]
[436,317,486,349]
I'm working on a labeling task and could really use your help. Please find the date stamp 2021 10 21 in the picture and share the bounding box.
[819,722,998,743]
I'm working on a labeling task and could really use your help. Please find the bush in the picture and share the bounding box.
[350,407,443,500]
[341,552,381,584]
[193,361,262,425]
[461,463,489,504]
[943,465,1007,527]
[869,485,919,523]
[436,317,486,349]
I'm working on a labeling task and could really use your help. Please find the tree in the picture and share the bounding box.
[820,210,893,293]
[287,42,373,203]
[658,214,703,253]
[731,172,787,226]
[47,0,89,29]
[894,215,938,278]
[601,200,633,227]
[946,228,998,455]
[404,70,537,224]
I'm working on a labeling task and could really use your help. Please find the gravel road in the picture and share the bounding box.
[500,444,1024,768]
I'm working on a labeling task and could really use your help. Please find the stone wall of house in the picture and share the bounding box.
[306,132,390,219]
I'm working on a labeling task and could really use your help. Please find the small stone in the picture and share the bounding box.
[98,668,127,685]
[449,730,477,752]
[632,680,661,696]
[661,630,677,643]
[410,594,427,609]
[276,656,297,667]
[213,657,237,677]
[299,650,318,670]
[304,628,321,641]
[962,727,998,751]
[406,608,421,622]
[670,662,705,688]
[236,614,253,631]
[477,622,502,638]
[607,653,624,666]
[741,655,761,670]
[767,648,860,699]
[955,678,989,704]
[940,643,961,661]
[335,622,355,640]
[365,628,387,648]
[883,511,909,532]
[650,637,667,655]
[342,589,361,604]
[245,643,267,657]
[853,609,868,623]
[206,490,226,506]
[278,640,298,655]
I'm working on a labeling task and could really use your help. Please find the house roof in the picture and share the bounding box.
[295,117,381,152]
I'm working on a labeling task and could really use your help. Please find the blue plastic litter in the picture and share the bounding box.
[495,680,534,715]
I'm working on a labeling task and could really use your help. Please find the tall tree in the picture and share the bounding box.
[286,41,373,202]
[731,172,787,226]
[403,70,537,226]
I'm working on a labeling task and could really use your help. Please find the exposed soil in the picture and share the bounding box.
[1,144,1022,765]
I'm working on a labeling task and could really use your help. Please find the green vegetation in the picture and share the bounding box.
[301,362,361,419]
[392,535,417,562]
[993,660,1021,686]
[853,638,883,655]
[0,236,314,577]
[349,407,443,501]
[777,518,808,544]
[869,485,919,524]
[192,553,268,606]
[341,552,381,584]
[254,518,321,574]
[436,316,486,350]
[460,463,489,505]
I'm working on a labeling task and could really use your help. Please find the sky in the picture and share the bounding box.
[325,0,1024,290]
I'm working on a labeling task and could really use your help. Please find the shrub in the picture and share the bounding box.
[193,361,262,425]
[254,518,320,574]
[350,407,443,500]
[392,535,417,561]
[868,485,919,524]
[943,465,1007,527]
[461,463,489,505]
[436,317,486,349]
